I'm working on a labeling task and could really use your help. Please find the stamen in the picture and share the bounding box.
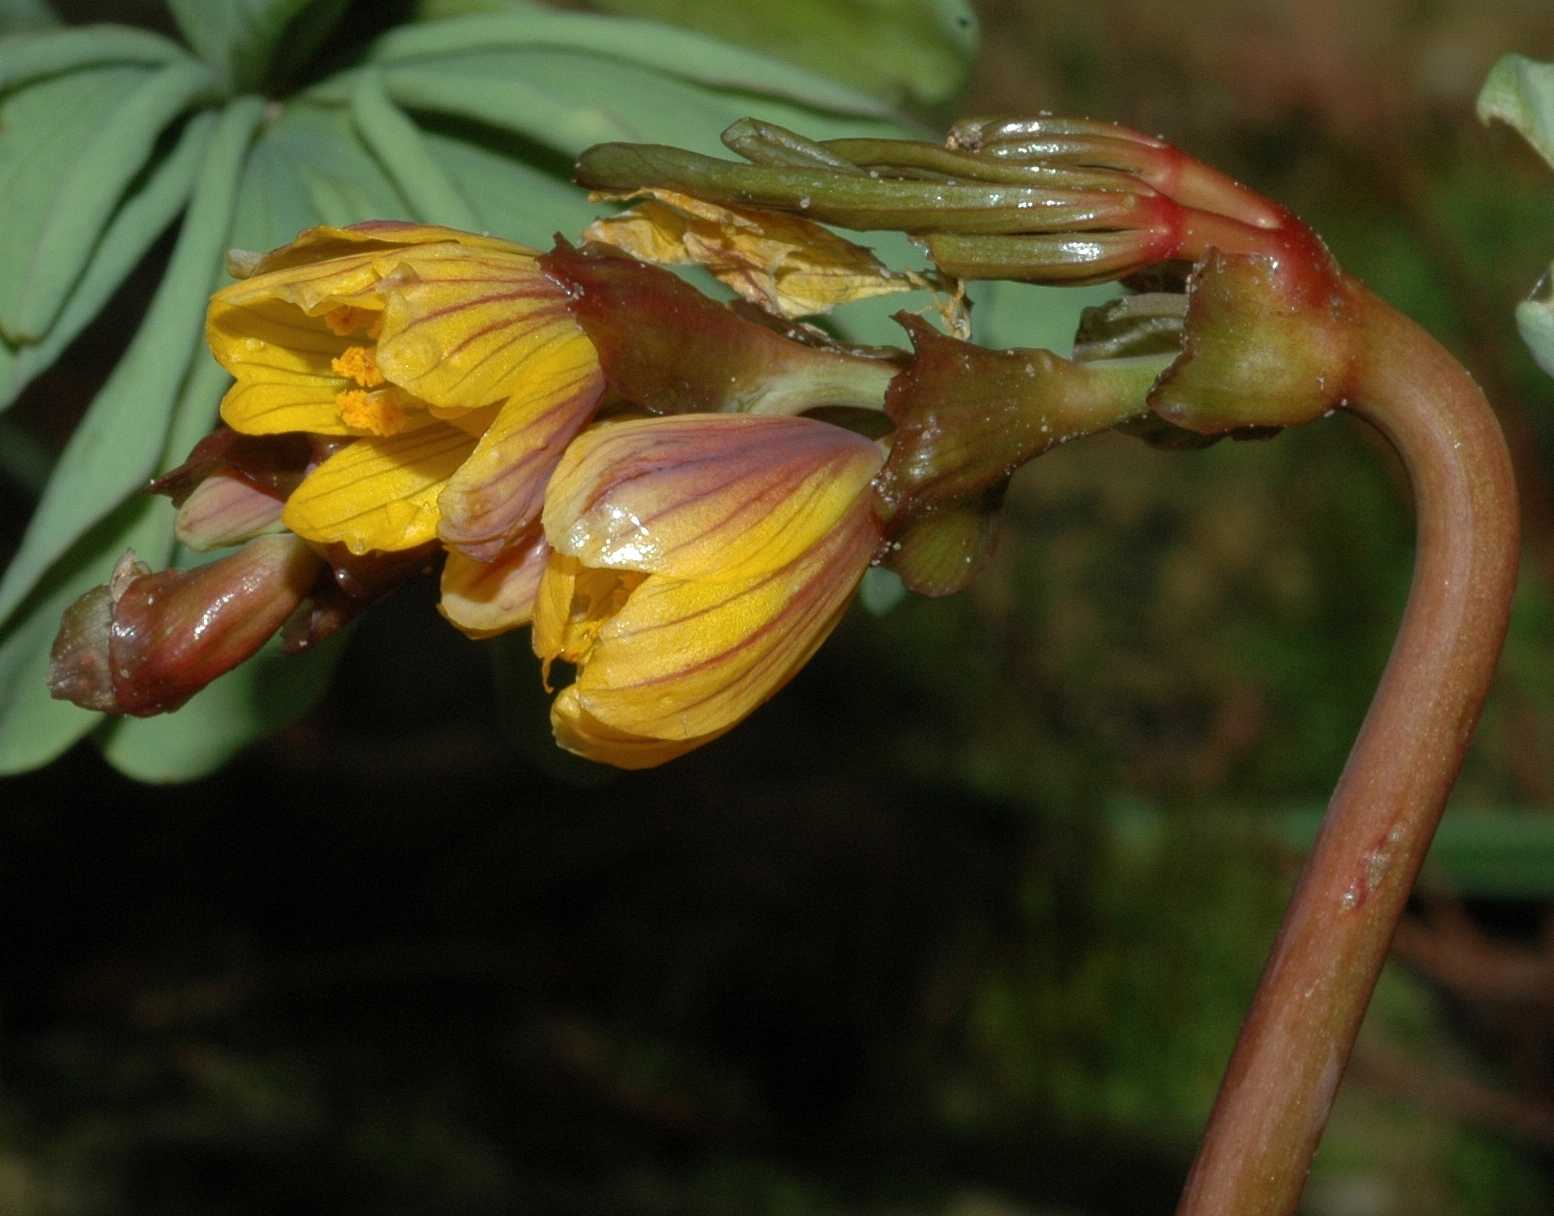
[336,389,409,436]
[332,345,386,387]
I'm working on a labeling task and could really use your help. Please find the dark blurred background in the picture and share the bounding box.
[7,2,1554,1212]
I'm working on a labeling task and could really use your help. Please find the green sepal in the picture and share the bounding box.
[885,501,1001,598]
[0,96,263,633]
[0,58,215,341]
[1148,251,1355,435]
[164,0,348,94]
[1478,52,1554,173]
[0,109,214,414]
[879,313,1161,511]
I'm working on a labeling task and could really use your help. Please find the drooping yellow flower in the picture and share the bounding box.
[205,222,605,562]
[532,413,886,768]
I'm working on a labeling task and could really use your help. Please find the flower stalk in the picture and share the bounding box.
[1175,280,1519,1216]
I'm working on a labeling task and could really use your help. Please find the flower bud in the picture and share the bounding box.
[48,535,323,716]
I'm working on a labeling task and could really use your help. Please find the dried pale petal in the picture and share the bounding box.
[373,249,583,412]
[544,414,884,582]
[174,471,287,551]
[281,419,480,554]
[572,500,879,742]
[586,187,931,319]
[46,558,144,714]
[436,329,605,560]
[550,686,729,770]
[438,534,550,639]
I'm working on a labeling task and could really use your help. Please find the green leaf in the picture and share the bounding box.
[419,121,601,242]
[1478,52,1554,173]
[95,630,347,781]
[249,101,414,228]
[0,0,56,32]
[413,0,543,18]
[0,109,214,414]
[358,11,897,119]
[587,0,979,109]
[0,23,185,89]
[165,0,347,94]
[373,50,905,160]
[348,68,478,227]
[0,58,214,342]
[0,494,165,774]
[0,96,263,633]
[1515,269,1554,380]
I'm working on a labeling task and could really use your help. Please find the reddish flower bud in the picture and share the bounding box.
[48,535,323,716]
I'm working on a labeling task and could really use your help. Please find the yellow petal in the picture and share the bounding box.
[531,552,644,680]
[230,221,534,280]
[586,188,929,319]
[281,418,477,554]
[218,371,354,436]
[437,330,604,560]
[437,535,550,639]
[373,249,583,411]
[550,686,729,770]
[543,414,884,582]
[572,499,879,741]
[208,259,383,438]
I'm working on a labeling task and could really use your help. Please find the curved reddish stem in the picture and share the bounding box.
[1176,282,1520,1216]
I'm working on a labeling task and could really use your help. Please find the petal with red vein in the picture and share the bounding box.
[281,419,479,554]
[437,331,604,560]
[543,414,884,582]
[573,499,879,740]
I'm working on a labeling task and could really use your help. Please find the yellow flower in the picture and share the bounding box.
[532,413,885,768]
[205,222,605,565]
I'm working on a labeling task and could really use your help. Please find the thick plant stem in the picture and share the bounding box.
[1176,283,1520,1216]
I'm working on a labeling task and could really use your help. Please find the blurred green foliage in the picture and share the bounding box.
[6,2,1554,1215]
